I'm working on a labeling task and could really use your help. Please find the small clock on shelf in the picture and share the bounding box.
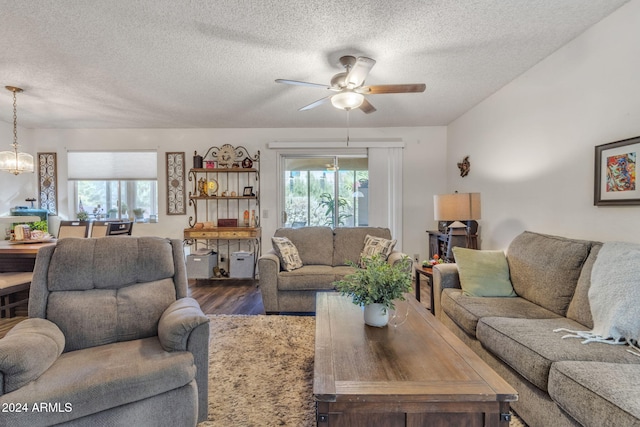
[217,144,235,168]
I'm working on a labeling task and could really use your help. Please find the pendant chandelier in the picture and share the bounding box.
[0,86,34,175]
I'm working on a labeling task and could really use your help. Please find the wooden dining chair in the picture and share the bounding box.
[57,221,91,239]
[106,221,133,236]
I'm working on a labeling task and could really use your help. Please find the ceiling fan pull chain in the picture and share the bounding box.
[346,109,350,146]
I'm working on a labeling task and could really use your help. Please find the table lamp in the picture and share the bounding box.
[433,192,481,258]
[433,192,481,232]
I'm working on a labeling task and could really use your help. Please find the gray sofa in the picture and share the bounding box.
[258,226,409,314]
[433,231,640,427]
[0,237,210,426]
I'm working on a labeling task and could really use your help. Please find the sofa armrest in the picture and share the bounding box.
[388,251,413,272]
[158,297,209,352]
[0,318,65,395]
[257,251,281,313]
[432,263,461,318]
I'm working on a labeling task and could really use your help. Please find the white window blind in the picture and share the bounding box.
[68,151,157,180]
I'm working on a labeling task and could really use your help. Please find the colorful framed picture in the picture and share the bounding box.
[166,152,186,215]
[594,136,640,206]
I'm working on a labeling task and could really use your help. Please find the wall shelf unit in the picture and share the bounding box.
[184,145,260,279]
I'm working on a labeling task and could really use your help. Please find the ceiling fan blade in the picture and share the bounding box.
[275,79,329,89]
[299,96,332,111]
[346,56,376,87]
[359,98,376,114]
[360,83,426,94]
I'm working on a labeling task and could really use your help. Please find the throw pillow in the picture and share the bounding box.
[359,234,397,266]
[272,237,303,272]
[453,247,517,297]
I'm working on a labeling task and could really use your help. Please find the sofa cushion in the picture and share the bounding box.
[359,234,397,266]
[548,361,640,427]
[333,227,392,266]
[476,317,640,392]
[47,278,177,352]
[566,243,601,329]
[453,248,516,297]
[277,265,336,291]
[274,227,334,265]
[507,231,592,316]
[271,237,304,271]
[441,288,559,337]
[48,237,176,291]
[0,337,195,426]
[333,265,357,282]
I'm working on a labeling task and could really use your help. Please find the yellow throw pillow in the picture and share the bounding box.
[453,247,516,297]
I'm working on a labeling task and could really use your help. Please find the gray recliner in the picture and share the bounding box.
[0,237,210,426]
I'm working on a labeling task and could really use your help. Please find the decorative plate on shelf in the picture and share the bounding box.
[217,144,235,168]
[207,179,218,195]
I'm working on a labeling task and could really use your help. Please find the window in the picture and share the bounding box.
[281,155,368,228]
[68,151,158,222]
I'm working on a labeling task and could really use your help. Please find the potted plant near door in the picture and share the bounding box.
[334,254,412,327]
[132,208,145,222]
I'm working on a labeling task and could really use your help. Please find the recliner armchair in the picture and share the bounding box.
[0,236,210,426]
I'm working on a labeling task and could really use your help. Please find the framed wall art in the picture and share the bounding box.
[37,152,58,215]
[166,152,186,215]
[594,136,640,206]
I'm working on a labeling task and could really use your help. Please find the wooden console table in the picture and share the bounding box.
[314,293,517,427]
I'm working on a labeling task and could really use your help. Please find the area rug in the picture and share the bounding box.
[198,315,526,427]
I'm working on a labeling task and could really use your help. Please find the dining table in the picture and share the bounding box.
[0,240,56,272]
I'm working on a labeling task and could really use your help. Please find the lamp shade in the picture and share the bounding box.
[434,192,481,221]
[331,91,364,110]
[0,149,34,175]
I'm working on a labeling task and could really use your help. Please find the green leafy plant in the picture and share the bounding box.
[132,208,145,217]
[77,211,89,221]
[31,220,48,232]
[315,192,351,227]
[334,254,412,311]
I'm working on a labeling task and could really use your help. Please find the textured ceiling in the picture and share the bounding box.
[0,0,630,129]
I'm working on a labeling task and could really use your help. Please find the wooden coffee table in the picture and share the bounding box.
[313,293,517,427]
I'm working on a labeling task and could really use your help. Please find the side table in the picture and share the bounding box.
[415,266,434,315]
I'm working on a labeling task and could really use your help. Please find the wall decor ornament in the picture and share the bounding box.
[166,152,186,215]
[457,155,470,177]
[37,152,58,215]
[594,136,640,206]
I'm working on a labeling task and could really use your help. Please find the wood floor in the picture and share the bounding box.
[0,279,265,339]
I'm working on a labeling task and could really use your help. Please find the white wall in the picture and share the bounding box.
[447,0,640,250]
[13,126,447,260]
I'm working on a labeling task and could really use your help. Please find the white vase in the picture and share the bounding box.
[363,303,389,327]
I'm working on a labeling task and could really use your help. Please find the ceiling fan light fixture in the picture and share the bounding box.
[331,91,364,111]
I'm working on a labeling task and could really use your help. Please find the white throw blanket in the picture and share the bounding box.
[555,241,640,357]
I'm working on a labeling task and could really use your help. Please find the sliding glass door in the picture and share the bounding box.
[281,155,368,228]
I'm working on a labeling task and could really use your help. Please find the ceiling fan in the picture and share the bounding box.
[275,55,426,114]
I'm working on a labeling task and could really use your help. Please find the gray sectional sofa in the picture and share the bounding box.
[433,231,640,427]
[258,226,409,313]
